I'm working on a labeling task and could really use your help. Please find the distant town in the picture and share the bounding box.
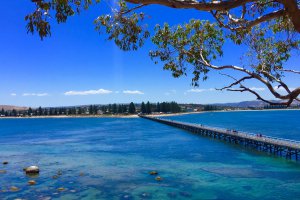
[0,100,300,118]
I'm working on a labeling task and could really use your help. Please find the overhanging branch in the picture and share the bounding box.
[125,0,252,11]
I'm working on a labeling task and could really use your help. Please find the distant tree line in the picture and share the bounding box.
[140,101,181,114]
[0,101,182,117]
[203,105,224,111]
[263,104,300,109]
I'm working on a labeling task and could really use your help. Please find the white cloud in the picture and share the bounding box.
[23,93,49,97]
[64,89,112,96]
[123,90,144,95]
[249,87,266,91]
[187,88,215,93]
[10,93,17,96]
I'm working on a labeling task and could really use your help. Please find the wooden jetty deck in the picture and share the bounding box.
[139,115,300,160]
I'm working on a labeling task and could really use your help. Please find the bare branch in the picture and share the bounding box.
[259,70,291,93]
[125,0,252,11]
[196,51,300,105]
[120,4,148,15]
[216,73,283,105]
[236,9,285,30]
[214,9,285,31]
[216,73,253,91]
[238,86,290,105]
[279,69,300,74]
[210,11,235,30]
[241,4,246,19]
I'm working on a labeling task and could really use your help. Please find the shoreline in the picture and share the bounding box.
[0,109,298,119]
[0,115,140,119]
[0,112,199,119]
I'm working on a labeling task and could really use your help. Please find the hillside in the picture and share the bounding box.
[213,100,299,108]
[0,105,28,111]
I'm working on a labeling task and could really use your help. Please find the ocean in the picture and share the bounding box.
[0,110,300,200]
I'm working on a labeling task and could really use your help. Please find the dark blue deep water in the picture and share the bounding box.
[0,110,300,200]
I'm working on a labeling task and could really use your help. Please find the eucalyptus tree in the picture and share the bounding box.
[26,0,300,106]
[141,102,146,113]
[128,102,136,114]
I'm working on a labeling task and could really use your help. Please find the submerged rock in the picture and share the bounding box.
[79,172,85,176]
[148,171,158,175]
[10,186,19,192]
[2,161,8,165]
[28,180,36,185]
[155,176,162,181]
[179,191,192,198]
[57,187,65,192]
[0,170,7,174]
[52,175,59,179]
[24,166,39,174]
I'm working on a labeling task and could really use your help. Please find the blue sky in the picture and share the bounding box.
[0,1,299,107]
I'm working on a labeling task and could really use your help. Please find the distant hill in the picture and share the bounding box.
[213,100,268,108]
[213,100,299,108]
[0,105,28,111]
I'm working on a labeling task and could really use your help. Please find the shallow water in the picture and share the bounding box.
[0,111,300,200]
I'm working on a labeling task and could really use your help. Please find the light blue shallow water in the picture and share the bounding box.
[0,111,300,200]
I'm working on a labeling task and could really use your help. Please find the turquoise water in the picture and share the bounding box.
[0,111,300,200]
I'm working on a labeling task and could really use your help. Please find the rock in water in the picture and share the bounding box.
[52,175,59,179]
[2,161,8,165]
[24,166,39,174]
[79,172,85,176]
[10,186,19,192]
[57,187,65,191]
[28,180,36,185]
[148,171,158,175]
[155,176,163,181]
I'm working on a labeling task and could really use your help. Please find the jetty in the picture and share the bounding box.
[139,115,300,160]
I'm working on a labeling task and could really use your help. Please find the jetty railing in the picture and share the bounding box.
[139,115,300,160]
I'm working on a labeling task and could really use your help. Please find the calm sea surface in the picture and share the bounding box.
[0,110,300,200]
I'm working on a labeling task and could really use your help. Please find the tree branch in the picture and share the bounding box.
[280,0,300,32]
[216,73,253,91]
[125,0,252,11]
[196,51,300,106]
[124,1,299,33]
[236,9,285,30]
[120,4,148,15]
[279,69,300,74]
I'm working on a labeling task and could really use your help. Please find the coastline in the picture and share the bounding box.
[0,112,199,119]
[0,114,140,119]
[0,109,298,119]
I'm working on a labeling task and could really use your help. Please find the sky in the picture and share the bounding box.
[0,1,299,107]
